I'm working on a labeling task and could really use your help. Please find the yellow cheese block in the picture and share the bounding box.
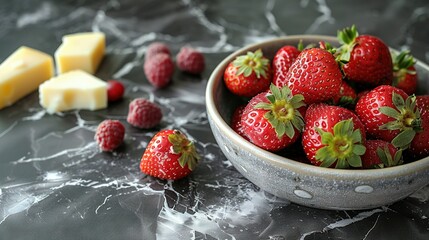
[0,46,54,110]
[39,70,107,114]
[55,32,105,74]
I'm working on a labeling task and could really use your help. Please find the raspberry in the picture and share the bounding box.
[95,120,125,151]
[145,42,171,59]
[143,53,174,88]
[127,98,162,129]
[107,80,125,102]
[176,46,205,74]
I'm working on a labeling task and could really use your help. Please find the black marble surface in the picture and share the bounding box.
[0,0,429,239]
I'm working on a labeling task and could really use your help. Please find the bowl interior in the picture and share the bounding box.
[207,35,429,178]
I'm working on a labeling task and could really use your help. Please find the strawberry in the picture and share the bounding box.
[230,104,249,140]
[95,120,125,152]
[143,53,174,88]
[409,95,429,158]
[302,104,366,168]
[280,47,342,104]
[224,49,272,97]
[127,98,162,129]
[336,25,393,86]
[176,46,205,74]
[392,50,418,95]
[140,129,200,180]
[241,84,306,151]
[355,85,422,149]
[356,89,370,101]
[361,140,403,169]
[107,80,125,102]
[272,43,302,87]
[332,80,357,107]
[145,42,171,59]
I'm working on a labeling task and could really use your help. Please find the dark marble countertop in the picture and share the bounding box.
[1,0,428,239]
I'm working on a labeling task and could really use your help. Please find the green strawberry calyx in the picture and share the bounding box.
[379,92,422,149]
[336,25,359,64]
[337,95,356,107]
[374,146,403,168]
[168,130,200,170]
[254,84,306,139]
[315,119,366,169]
[392,50,417,73]
[319,41,337,54]
[392,50,417,85]
[297,40,307,51]
[233,49,270,79]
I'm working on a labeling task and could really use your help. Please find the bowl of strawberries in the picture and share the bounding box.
[206,25,429,210]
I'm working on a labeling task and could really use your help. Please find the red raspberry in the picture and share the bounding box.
[107,80,125,102]
[95,120,125,151]
[145,42,171,59]
[143,53,174,88]
[127,98,162,128]
[176,46,205,74]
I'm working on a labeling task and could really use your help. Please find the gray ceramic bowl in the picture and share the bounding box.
[206,35,429,210]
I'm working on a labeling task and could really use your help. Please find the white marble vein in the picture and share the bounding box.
[16,2,53,28]
[265,0,286,36]
[0,1,428,239]
[305,0,335,34]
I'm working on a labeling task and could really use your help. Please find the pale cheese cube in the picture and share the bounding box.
[39,70,107,114]
[55,32,105,74]
[0,46,54,110]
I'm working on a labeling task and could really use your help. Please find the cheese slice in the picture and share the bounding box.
[39,70,107,113]
[55,32,105,74]
[0,46,54,110]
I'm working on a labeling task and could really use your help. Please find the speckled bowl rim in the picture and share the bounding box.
[206,35,429,181]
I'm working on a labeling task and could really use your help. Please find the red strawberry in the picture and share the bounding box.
[140,129,200,180]
[272,44,302,87]
[95,120,125,152]
[355,85,422,149]
[224,49,272,97]
[143,53,174,88]
[145,42,171,59]
[176,46,205,74]
[280,47,342,104]
[361,140,403,169]
[302,104,366,168]
[332,80,357,107]
[356,89,370,101]
[241,84,306,151]
[409,95,429,158]
[336,25,393,86]
[230,104,249,140]
[127,98,162,129]
[107,80,125,102]
[392,51,418,95]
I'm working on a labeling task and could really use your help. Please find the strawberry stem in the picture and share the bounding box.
[392,50,417,86]
[254,84,306,139]
[392,50,416,72]
[168,130,200,170]
[297,40,304,51]
[315,119,365,169]
[336,25,359,63]
[319,41,336,54]
[376,146,403,168]
[233,49,270,79]
[378,93,422,149]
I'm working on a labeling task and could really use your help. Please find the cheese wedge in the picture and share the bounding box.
[39,70,107,113]
[0,46,54,110]
[55,32,105,74]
